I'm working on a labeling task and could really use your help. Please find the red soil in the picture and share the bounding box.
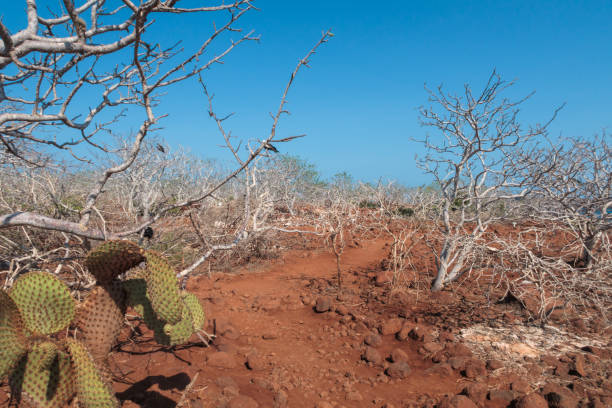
[1,232,610,408]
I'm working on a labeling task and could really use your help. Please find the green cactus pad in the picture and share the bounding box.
[0,290,28,379]
[66,338,119,408]
[86,240,145,283]
[143,251,183,324]
[9,342,74,408]
[122,278,170,345]
[9,272,75,336]
[163,305,195,346]
[181,291,205,331]
[75,283,125,365]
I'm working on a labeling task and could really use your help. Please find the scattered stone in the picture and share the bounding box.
[390,348,408,363]
[448,357,468,371]
[380,318,404,335]
[315,296,333,313]
[488,389,515,405]
[438,395,478,408]
[385,362,411,379]
[514,393,548,408]
[336,304,349,315]
[462,383,487,406]
[315,402,333,408]
[363,346,383,365]
[511,379,531,394]
[246,353,266,371]
[542,383,578,408]
[409,326,429,342]
[425,363,453,377]
[570,354,586,377]
[228,395,258,408]
[486,359,504,370]
[262,330,279,340]
[462,359,486,379]
[207,351,237,369]
[364,333,383,347]
[422,342,444,354]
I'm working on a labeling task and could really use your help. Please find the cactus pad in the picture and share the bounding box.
[122,278,171,345]
[163,305,195,346]
[9,272,75,336]
[9,342,74,408]
[75,283,125,365]
[66,338,119,408]
[181,291,205,331]
[86,240,145,283]
[0,290,28,379]
[143,251,183,324]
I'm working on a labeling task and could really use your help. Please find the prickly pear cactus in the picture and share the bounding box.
[9,341,75,408]
[65,338,119,408]
[0,291,27,379]
[8,272,75,336]
[85,240,145,283]
[181,291,206,331]
[143,251,184,324]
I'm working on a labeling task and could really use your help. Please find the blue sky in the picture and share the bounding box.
[3,1,611,186]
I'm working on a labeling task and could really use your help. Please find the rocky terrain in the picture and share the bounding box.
[1,235,610,408]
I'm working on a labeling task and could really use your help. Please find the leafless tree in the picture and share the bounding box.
[415,71,560,291]
[515,134,611,268]
[0,1,333,280]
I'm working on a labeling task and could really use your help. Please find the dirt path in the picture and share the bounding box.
[110,237,459,407]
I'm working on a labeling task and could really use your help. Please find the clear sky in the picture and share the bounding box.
[2,1,611,186]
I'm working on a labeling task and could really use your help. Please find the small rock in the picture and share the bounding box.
[246,353,266,371]
[362,346,383,365]
[570,354,586,377]
[448,357,468,371]
[207,351,237,369]
[425,363,453,376]
[514,393,549,408]
[488,389,515,405]
[380,318,404,335]
[262,331,279,340]
[315,402,333,408]
[462,383,487,406]
[364,333,382,347]
[438,395,478,408]
[409,326,429,341]
[511,379,531,394]
[315,296,333,313]
[390,348,408,363]
[423,342,444,353]
[542,383,578,408]
[336,304,349,315]
[385,361,411,379]
[463,359,486,379]
[486,359,504,370]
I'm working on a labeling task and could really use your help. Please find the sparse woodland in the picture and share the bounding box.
[1,1,610,407]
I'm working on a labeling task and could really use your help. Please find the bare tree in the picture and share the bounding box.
[0,1,332,252]
[515,134,611,268]
[416,71,560,291]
